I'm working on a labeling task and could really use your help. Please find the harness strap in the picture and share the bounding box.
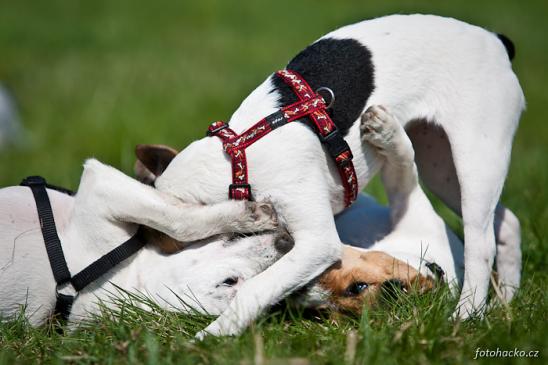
[276,70,358,206]
[71,231,145,291]
[208,121,252,200]
[20,176,146,322]
[20,176,72,286]
[208,69,358,206]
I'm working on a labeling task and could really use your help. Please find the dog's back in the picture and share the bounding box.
[0,186,73,325]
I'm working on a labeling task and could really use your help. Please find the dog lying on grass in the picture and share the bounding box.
[0,161,285,327]
[0,125,460,328]
[0,104,466,328]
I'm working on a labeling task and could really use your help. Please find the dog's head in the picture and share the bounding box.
[144,228,293,315]
[295,245,435,313]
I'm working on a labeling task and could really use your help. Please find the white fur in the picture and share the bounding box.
[0,160,283,326]
[153,14,523,337]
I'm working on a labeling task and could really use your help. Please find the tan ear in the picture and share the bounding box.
[134,144,179,184]
[142,227,186,254]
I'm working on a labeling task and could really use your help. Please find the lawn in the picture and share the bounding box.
[0,0,546,364]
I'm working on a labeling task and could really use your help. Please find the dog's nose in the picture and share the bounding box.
[274,229,294,254]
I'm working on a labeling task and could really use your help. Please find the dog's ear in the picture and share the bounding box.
[141,227,186,254]
[134,144,179,184]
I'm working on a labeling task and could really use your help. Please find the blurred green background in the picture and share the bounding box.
[0,0,546,363]
[1,0,547,190]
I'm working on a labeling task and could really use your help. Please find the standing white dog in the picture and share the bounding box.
[148,14,523,337]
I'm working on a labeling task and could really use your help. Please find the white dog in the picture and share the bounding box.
[0,161,285,326]
[144,14,524,337]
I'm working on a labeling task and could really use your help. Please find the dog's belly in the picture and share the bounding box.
[0,187,74,325]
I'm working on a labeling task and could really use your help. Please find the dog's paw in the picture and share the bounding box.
[232,201,278,232]
[360,105,401,150]
[450,297,485,321]
[361,105,414,163]
[195,317,240,340]
[194,330,207,341]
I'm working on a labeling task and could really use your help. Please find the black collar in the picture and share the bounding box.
[20,176,146,323]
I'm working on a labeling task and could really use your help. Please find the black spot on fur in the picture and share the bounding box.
[271,38,375,135]
[496,33,515,60]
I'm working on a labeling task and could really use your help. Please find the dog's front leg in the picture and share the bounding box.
[78,159,277,242]
[360,105,424,225]
[196,186,341,338]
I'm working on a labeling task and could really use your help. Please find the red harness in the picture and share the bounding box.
[207,69,358,207]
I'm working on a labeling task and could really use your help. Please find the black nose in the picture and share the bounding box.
[274,230,294,254]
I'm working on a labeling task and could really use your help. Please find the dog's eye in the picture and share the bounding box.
[221,277,240,287]
[344,282,369,297]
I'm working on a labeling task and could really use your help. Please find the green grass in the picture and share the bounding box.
[0,0,547,363]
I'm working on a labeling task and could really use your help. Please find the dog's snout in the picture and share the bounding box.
[274,230,294,254]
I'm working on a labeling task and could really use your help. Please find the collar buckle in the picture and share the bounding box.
[207,122,229,136]
[319,129,352,160]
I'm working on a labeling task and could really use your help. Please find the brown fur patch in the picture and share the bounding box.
[134,144,179,183]
[142,227,186,254]
[319,247,434,313]
[132,144,186,253]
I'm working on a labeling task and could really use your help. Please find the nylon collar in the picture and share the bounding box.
[20,176,146,324]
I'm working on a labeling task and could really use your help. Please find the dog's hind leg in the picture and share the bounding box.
[437,122,505,319]
[493,204,521,303]
[407,122,522,304]
[407,72,522,318]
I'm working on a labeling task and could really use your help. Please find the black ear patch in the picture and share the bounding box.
[496,33,515,61]
[271,38,375,136]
